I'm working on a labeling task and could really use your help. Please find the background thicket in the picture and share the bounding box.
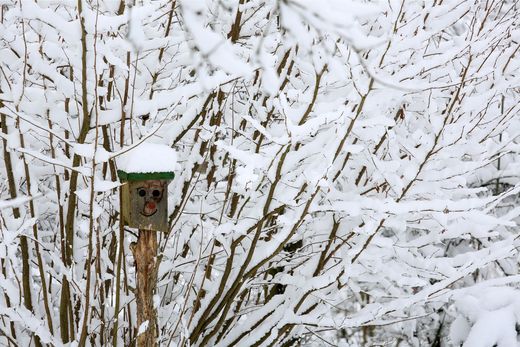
[0,0,519,346]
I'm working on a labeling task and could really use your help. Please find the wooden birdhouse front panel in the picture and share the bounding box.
[122,179,169,232]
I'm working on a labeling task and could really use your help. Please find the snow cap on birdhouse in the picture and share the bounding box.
[117,143,177,232]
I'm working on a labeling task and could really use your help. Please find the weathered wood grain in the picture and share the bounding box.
[131,229,158,347]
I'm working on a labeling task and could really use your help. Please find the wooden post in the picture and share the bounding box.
[131,229,158,347]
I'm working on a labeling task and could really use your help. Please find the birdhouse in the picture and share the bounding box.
[117,143,177,232]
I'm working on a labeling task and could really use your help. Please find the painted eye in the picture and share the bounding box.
[138,189,146,197]
[152,189,161,197]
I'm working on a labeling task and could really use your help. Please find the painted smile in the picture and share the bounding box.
[140,210,158,217]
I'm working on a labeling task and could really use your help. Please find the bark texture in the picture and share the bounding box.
[132,230,158,347]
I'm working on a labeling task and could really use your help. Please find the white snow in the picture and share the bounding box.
[451,287,520,347]
[117,142,177,173]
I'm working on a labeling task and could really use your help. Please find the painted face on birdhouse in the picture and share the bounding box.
[135,180,166,217]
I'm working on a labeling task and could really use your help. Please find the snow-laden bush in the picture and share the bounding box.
[0,0,519,346]
[451,286,520,347]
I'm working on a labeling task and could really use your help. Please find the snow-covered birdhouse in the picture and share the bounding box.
[117,143,177,232]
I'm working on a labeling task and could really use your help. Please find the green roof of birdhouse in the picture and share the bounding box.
[117,170,175,181]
